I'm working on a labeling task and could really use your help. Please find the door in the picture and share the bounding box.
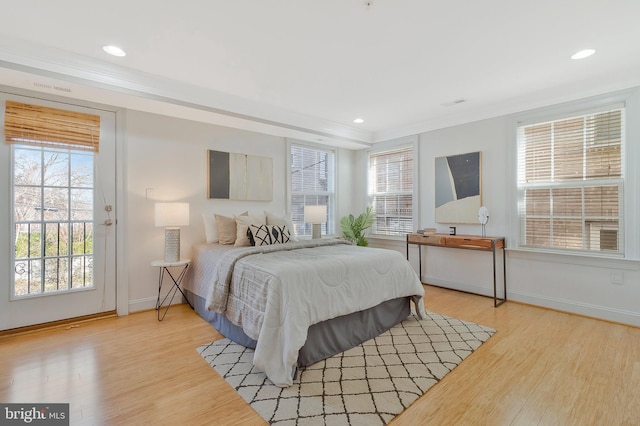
[0,92,116,330]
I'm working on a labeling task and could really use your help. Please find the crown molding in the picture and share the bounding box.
[0,37,374,149]
[374,79,640,143]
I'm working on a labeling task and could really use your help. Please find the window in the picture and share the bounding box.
[290,143,335,237]
[516,107,624,255]
[6,101,100,297]
[368,146,414,236]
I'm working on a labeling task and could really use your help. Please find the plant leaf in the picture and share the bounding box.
[340,206,376,245]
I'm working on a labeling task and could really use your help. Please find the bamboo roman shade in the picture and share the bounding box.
[4,101,100,152]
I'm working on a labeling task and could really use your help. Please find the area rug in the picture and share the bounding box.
[197,311,495,425]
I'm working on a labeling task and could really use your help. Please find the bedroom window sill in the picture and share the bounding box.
[507,248,640,270]
[298,234,341,240]
[368,235,406,242]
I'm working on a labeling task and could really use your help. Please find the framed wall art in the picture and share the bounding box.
[435,151,481,223]
[208,150,273,201]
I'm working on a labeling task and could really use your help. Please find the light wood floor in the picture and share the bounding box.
[1,285,639,425]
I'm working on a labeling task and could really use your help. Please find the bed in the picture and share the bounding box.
[185,238,426,387]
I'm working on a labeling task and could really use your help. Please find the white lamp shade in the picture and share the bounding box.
[155,203,190,227]
[304,205,327,224]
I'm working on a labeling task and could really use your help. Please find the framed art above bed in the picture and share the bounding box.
[208,149,273,201]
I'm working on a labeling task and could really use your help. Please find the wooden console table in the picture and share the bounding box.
[406,233,506,307]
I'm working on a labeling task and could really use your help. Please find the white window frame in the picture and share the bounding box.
[286,140,337,237]
[367,137,418,239]
[508,91,638,260]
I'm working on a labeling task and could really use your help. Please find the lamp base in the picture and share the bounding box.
[311,223,321,239]
[164,227,181,262]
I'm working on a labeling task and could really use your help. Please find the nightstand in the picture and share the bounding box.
[151,259,194,321]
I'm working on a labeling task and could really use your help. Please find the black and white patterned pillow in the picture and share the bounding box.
[247,224,291,246]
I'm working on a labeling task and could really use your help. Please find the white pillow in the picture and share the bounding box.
[234,212,267,247]
[265,211,298,242]
[202,213,218,243]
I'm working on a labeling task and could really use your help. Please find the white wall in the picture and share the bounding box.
[3,85,638,326]
[124,110,281,310]
[124,110,356,312]
[361,88,640,326]
[337,148,356,219]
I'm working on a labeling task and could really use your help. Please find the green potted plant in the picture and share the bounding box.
[340,206,375,246]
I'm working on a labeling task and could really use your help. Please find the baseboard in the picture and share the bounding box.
[508,290,640,327]
[424,276,503,299]
[129,297,157,313]
[129,295,188,313]
[424,276,639,326]
[131,280,640,327]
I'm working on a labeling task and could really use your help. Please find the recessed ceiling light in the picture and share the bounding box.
[353,118,364,124]
[571,49,596,60]
[102,45,126,57]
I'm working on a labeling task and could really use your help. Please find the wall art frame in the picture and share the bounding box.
[435,151,482,224]
[208,150,273,201]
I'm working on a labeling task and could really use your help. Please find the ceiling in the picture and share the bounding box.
[1,0,640,149]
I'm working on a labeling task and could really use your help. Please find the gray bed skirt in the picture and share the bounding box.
[186,290,410,367]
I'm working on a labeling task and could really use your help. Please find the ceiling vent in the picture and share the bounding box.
[32,81,72,93]
[441,98,467,107]
[53,86,71,93]
[32,82,52,90]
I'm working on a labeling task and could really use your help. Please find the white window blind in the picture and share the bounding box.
[517,107,624,254]
[290,144,335,236]
[368,146,414,236]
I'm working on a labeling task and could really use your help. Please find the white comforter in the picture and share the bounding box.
[205,239,426,387]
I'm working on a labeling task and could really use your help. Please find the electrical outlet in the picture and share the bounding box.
[146,188,154,200]
[610,271,623,285]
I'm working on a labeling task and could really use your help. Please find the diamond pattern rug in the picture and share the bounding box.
[197,311,495,425]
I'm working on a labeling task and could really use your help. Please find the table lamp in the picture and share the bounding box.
[304,205,326,239]
[155,202,189,262]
